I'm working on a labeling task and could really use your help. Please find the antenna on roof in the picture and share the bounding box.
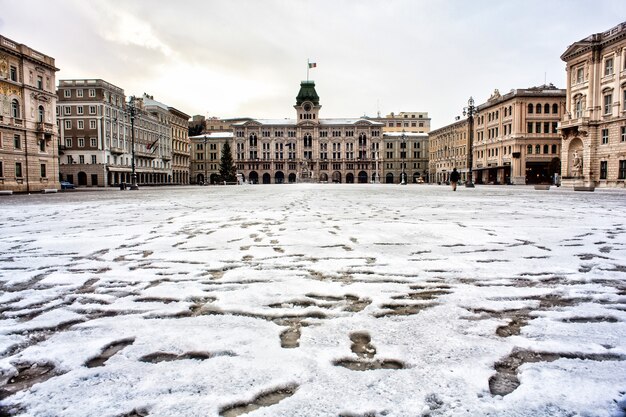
[377,99,380,118]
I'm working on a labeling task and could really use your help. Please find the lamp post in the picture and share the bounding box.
[462,96,476,188]
[400,129,406,185]
[127,96,139,190]
[204,135,208,185]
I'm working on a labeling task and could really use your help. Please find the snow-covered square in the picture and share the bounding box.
[0,184,625,417]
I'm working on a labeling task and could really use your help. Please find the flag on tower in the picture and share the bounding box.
[308,62,317,68]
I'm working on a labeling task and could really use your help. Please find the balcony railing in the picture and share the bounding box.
[110,147,124,155]
[37,122,55,134]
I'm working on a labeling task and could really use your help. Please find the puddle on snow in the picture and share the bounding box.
[219,385,298,417]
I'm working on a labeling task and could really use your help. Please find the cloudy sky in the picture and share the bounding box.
[1,0,625,129]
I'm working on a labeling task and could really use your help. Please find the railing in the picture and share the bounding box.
[109,147,124,154]
[36,122,54,134]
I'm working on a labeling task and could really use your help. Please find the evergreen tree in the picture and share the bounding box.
[219,142,237,183]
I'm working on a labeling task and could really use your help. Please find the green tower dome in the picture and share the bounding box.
[296,81,320,106]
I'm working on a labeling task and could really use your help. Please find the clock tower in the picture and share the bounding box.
[295,80,321,123]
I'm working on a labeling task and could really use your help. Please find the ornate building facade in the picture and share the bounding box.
[232,81,387,184]
[559,21,626,188]
[428,118,469,184]
[57,82,189,187]
[0,35,59,192]
[473,86,565,184]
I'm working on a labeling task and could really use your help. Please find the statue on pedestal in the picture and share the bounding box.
[571,150,582,177]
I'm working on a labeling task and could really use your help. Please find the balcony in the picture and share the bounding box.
[110,147,125,155]
[37,122,55,134]
[0,117,24,128]
[559,116,590,130]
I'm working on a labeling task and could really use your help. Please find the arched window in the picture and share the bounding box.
[552,103,558,114]
[509,106,512,116]
[543,145,549,154]
[504,108,507,117]
[575,98,583,118]
[528,103,533,114]
[536,104,542,114]
[527,145,533,154]
[38,105,45,123]
[359,133,367,146]
[11,99,20,118]
[249,133,257,147]
[535,145,541,154]
[551,144,557,153]
[544,103,550,114]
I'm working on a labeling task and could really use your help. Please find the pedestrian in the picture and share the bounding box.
[450,168,460,191]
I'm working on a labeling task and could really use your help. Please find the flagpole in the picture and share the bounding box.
[307,59,309,82]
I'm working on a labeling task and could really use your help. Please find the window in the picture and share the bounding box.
[79,155,85,164]
[90,138,97,147]
[527,122,533,133]
[536,122,541,134]
[536,104,542,114]
[552,103,559,114]
[11,99,20,118]
[64,89,70,98]
[576,67,584,83]
[544,122,550,134]
[15,162,22,178]
[38,106,44,123]
[89,89,96,97]
[527,145,532,154]
[9,65,17,81]
[535,145,541,154]
[89,120,96,129]
[0,161,3,177]
[78,120,84,129]
[78,138,85,147]
[543,145,549,154]
[604,93,612,115]
[619,160,626,180]
[65,120,71,129]
[600,161,607,179]
[622,126,626,142]
[91,155,97,164]
[76,106,84,115]
[65,138,72,147]
[602,128,609,144]
[575,98,583,118]
[64,106,71,115]
[551,144,557,154]
[39,139,45,152]
[14,134,20,149]
[552,122,558,134]
[77,89,84,97]
[40,164,46,178]
[605,57,614,76]
[37,76,43,90]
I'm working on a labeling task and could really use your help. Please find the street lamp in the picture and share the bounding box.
[401,129,406,185]
[127,96,139,190]
[462,96,477,188]
[203,135,208,185]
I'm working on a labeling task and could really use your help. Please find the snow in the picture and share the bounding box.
[0,184,625,417]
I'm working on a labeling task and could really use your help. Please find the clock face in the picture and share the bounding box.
[303,103,311,112]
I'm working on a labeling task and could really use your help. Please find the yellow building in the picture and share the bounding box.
[473,86,565,185]
[429,118,469,184]
[0,35,59,192]
[559,20,626,188]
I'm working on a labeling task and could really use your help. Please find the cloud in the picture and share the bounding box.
[2,0,626,127]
